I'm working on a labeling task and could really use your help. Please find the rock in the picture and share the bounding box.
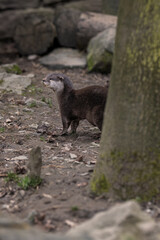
[0,201,160,240]
[27,55,38,61]
[0,71,33,95]
[25,98,47,107]
[102,0,120,16]
[55,8,81,48]
[70,153,77,159]
[61,0,103,13]
[18,7,55,22]
[14,11,56,55]
[29,124,39,129]
[27,146,42,178]
[87,27,116,73]
[43,0,63,6]
[76,12,117,50]
[0,11,20,40]
[0,63,22,74]
[67,201,158,240]
[0,0,39,10]
[11,156,28,161]
[0,8,54,41]
[39,48,86,69]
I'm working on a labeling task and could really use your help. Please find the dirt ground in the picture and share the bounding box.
[0,55,116,232]
[1,55,160,233]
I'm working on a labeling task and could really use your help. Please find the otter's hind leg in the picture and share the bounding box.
[61,118,71,135]
[93,106,104,131]
[71,120,79,134]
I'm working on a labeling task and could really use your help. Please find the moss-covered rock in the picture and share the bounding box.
[87,27,116,73]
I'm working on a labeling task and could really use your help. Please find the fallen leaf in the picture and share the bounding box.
[65,219,76,227]
[76,182,88,187]
[70,153,77,159]
[42,193,52,199]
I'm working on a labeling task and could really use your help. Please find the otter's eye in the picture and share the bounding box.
[58,76,64,80]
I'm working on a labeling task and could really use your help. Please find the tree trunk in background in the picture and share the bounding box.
[102,0,119,16]
[91,0,160,201]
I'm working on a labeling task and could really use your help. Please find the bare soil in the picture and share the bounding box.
[0,56,115,232]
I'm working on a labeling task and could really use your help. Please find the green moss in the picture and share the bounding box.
[87,51,113,73]
[6,172,42,190]
[28,101,37,108]
[91,173,110,195]
[5,64,22,75]
[41,96,52,108]
[23,84,43,96]
[98,149,160,202]
[87,54,94,72]
[0,127,5,133]
[71,206,79,212]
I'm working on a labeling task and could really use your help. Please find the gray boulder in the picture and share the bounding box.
[0,10,20,40]
[14,13,56,55]
[61,0,103,13]
[87,27,116,73]
[76,12,117,50]
[0,201,160,240]
[0,8,55,41]
[102,0,120,16]
[0,63,33,95]
[55,8,81,48]
[43,0,63,5]
[39,48,86,69]
[67,201,159,240]
[0,0,40,10]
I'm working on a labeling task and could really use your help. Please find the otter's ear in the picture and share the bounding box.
[58,75,64,80]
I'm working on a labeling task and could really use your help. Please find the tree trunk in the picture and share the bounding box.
[91,0,160,201]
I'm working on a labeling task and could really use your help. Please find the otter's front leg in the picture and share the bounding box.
[70,120,79,134]
[61,117,71,135]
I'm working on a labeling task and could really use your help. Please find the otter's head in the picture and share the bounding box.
[43,73,73,94]
[42,73,65,93]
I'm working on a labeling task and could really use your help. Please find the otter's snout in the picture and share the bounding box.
[42,77,50,86]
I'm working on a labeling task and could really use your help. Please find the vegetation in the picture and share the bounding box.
[0,127,5,133]
[6,172,42,190]
[28,101,37,108]
[5,64,22,75]
[41,96,52,108]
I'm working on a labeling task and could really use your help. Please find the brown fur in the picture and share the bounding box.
[43,73,108,135]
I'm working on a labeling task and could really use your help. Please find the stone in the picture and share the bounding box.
[43,0,62,5]
[25,98,47,107]
[39,48,86,69]
[0,11,20,40]
[0,0,40,10]
[0,70,33,95]
[55,8,81,48]
[0,8,55,41]
[11,156,28,161]
[102,0,120,16]
[61,0,103,13]
[14,13,56,55]
[87,27,116,73]
[67,201,158,240]
[27,146,42,178]
[76,12,117,50]
[0,201,160,240]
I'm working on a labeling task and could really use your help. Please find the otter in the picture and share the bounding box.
[43,73,108,135]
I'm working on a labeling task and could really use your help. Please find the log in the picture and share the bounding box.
[76,12,117,50]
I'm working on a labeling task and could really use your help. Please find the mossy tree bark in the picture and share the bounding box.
[91,0,160,201]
